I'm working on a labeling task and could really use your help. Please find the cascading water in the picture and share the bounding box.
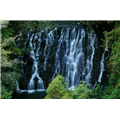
[43,28,57,71]
[17,26,109,93]
[27,32,44,93]
[98,37,110,83]
[65,28,85,89]
[82,32,96,86]
[52,28,64,79]
[52,28,98,89]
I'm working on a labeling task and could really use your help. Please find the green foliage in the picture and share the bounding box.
[1,72,17,92]
[106,23,120,87]
[45,75,66,99]
[9,21,56,36]
[99,21,120,99]
[45,74,108,99]
[1,20,9,28]
[61,89,74,99]
[10,46,22,56]
[101,79,120,99]
[92,21,120,99]
[0,80,12,99]
[1,27,15,40]
[92,83,104,99]
[78,21,115,32]
[1,21,22,99]
[45,75,93,99]
[72,81,93,99]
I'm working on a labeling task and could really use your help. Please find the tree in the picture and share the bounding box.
[1,21,22,98]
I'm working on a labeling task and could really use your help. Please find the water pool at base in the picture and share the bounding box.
[12,91,47,99]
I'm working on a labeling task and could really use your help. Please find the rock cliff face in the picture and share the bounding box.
[17,26,108,90]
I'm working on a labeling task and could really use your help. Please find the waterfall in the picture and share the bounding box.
[98,38,110,83]
[52,28,65,79]
[17,26,109,93]
[43,28,57,70]
[65,28,85,89]
[52,28,98,89]
[82,33,97,86]
[27,32,44,93]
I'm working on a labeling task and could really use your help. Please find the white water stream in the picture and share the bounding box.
[16,27,109,92]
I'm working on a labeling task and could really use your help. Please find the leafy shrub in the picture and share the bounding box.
[1,72,17,92]
[1,27,15,40]
[61,89,75,99]
[45,75,66,99]
[92,83,104,99]
[1,85,13,99]
[101,78,120,99]
[73,81,93,99]
[45,76,93,99]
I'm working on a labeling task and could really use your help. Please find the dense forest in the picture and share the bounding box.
[1,20,120,99]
